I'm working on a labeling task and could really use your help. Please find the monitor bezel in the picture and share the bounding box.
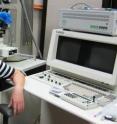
[47,29,117,86]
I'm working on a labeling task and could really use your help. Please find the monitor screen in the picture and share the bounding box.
[47,29,117,86]
[56,36,117,74]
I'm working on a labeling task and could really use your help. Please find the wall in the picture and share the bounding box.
[43,0,102,59]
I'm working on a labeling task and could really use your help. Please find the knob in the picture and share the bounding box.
[44,74,47,76]
[51,80,53,82]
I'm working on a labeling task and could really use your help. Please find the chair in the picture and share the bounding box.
[0,80,13,124]
[0,104,13,124]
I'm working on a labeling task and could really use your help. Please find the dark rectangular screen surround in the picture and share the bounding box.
[56,36,117,74]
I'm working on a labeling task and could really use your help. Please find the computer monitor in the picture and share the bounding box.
[47,29,117,86]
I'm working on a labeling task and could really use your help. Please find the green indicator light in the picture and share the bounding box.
[90,25,99,29]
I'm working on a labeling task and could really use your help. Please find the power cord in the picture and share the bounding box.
[19,0,43,59]
[70,2,93,10]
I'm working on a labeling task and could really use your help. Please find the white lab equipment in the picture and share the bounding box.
[30,29,117,109]
[59,8,117,36]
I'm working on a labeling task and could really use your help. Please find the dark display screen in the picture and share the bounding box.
[56,36,117,74]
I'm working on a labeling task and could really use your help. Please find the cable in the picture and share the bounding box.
[20,0,42,59]
[70,2,93,10]
[19,0,43,59]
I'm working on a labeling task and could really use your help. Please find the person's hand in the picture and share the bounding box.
[9,87,24,115]
[9,69,25,115]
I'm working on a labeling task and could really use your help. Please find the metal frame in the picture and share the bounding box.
[38,0,48,57]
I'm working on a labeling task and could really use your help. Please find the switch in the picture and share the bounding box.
[39,76,44,79]
[93,96,96,102]
[104,115,117,122]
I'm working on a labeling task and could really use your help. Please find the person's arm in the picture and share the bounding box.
[0,61,25,115]
[9,69,25,115]
[0,61,15,79]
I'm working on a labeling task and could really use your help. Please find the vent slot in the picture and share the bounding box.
[62,13,109,22]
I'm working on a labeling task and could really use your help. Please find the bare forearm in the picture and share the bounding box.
[0,61,25,115]
[9,69,25,115]
[10,69,25,89]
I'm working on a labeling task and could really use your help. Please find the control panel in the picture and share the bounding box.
[30,70,71,86]
[30,70,116,110]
